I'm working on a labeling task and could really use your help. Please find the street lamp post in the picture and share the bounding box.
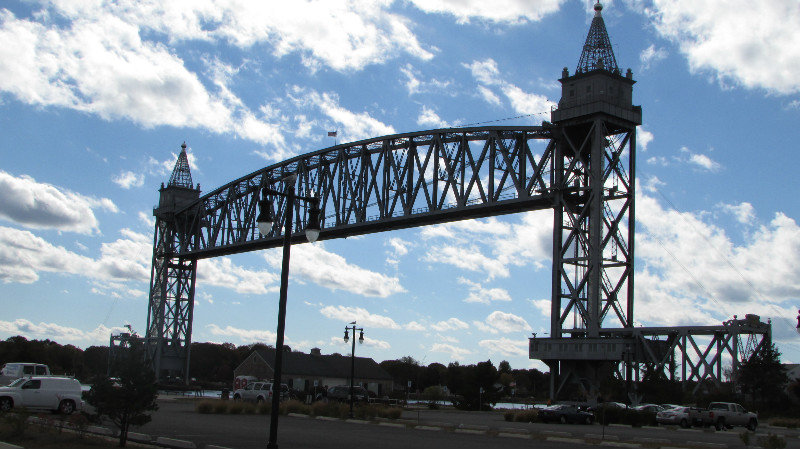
[257,174,320,449]
[343,322,364,418]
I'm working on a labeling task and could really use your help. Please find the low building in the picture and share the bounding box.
[234,347,393,396]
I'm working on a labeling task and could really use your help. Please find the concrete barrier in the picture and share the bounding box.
[155,436,196,448]
[87,425,115,436]
[127,432,151,442]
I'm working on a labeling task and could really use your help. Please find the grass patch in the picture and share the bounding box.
[769,417,800,428]
[0,411,118,449]
[192,398,401,421]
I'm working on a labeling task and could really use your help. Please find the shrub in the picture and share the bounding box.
[310,401,348,419]
[213,400,228,414]
[2,408,31,439]
[758,433,787,449]
[769,418,800,429]
[379,407,402,419]
[281,400,310,415]
[514,409,538,423]
[354,404,379,420]
[504,411,515,422]
[242,403,257,414]
[228,402,245,415]
[258,402,271,414]
[196,400,216,414]
[68,413,90,439]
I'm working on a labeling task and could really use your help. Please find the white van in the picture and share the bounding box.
[0,376,83,414]
[0,363,51,385]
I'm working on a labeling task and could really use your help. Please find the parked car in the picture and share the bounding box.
[656,406,703,428]
[632,404,665,413]
[538,404,594,424]
[0,376,83,414]
[699,402,758,431]
[326,385,369,403]
[232,381,289,402]
[0,363,51,386]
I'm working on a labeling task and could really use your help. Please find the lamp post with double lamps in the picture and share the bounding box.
[256,174,320,449]
[343,322,364,418]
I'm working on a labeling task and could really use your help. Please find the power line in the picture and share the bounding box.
[462,111,551,127]
[647,184,799,348]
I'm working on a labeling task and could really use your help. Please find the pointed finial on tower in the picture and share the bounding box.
[576,1,618,74]
[167,142,194,188]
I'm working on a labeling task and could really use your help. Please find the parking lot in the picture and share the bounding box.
[120,398,800,449]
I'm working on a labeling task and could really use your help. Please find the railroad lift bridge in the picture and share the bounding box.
[145,2,771,398]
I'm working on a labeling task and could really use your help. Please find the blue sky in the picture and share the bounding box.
[1,0,799,373]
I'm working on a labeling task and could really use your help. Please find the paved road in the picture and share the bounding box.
[134,398,800,449]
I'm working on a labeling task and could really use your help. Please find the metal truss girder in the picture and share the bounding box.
[164,126,554,260]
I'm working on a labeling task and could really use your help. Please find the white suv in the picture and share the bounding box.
[232,381,288,402]
[0,376,83,414]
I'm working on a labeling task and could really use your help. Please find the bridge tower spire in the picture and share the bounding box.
[534,1,642,400]
[577,2,619,74]
[146,142,201,383]
[168,142,194,188]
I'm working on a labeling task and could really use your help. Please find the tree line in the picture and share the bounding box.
[1,335,794,413]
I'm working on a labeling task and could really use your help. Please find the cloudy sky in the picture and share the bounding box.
[1,0,799,372]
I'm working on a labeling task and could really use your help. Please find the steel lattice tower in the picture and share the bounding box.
[544,1,641,397]
[146,142,201,382]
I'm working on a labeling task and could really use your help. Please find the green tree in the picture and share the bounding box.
[85,345,158,447]
[738,342,788,409]
[447,360,501,410]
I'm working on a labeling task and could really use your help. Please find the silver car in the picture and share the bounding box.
[656,406,696,428]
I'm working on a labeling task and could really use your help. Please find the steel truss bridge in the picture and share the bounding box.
[145,2,771,399]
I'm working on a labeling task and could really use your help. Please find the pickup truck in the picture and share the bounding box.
[700,402,758,431]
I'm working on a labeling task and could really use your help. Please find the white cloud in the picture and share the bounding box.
[479,337,528,357]
[638,127,654,151]
[0,171,117,234]
[264,243,405,297]
[400,64,452,95]
[648,0,800,94]
[408,0,565,24]
[417,105,451,128]
[472,320,499,334]
[138,211,155,228]
[362,337,391,350]
[206,324,277,344]
[431,317,469,332]
[639,44,667,71]
[430,342,472,360]
[529,299,550,316]
[319,305,402,329]
[688,153,721,172]
[483,311,532,333]
[635,194,800,327]
[459,277,512,304]
[719,202,755,225]
[477,86,503,106]
[0,226,150,286]
[464,59,556,115]
[386,237,410,257]
[197,257,279,295]
[0,318,126,347]
[112,171,145,189]
[405,321,426,331]
[421,213,553,280]
[289,87,395,145]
